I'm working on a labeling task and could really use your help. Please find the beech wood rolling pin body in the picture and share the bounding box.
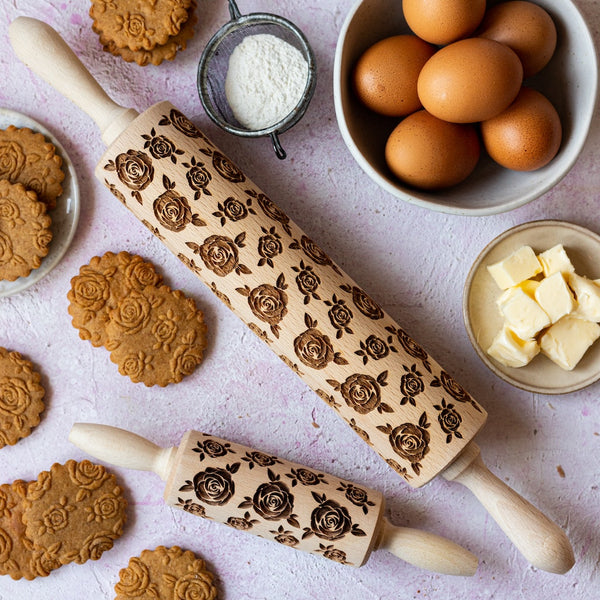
[69,423,478,576]
[10,17,573,573]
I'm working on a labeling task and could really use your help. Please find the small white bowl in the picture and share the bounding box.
[463,220,600,394]
[333,0,598,216]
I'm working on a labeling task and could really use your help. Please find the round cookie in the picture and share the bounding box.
[114,545,217,600]
[22,460,127,567]
[0,126,65,210]
[90,0,193,52]
[0,480,61,580]
[106,284,208,387]
[97,2,198,66]
[67,251,163,347]
[0,180,52,282]
[0,347,45,448]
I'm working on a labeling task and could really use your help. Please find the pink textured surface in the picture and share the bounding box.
[1,0,599,598]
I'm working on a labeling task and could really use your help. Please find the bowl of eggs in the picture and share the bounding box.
[333,0,598,215]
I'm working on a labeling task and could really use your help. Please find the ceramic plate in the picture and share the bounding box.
[463,220,600,394]
[0,108,80,297]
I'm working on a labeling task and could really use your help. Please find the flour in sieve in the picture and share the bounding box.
[225,33,309,130]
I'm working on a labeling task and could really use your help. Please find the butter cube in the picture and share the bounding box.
[487,326,540,367]
[540,316,600,370]
[568,273,600,322]
[534,272,576,324]
[487,246,542,290]
[498,287,551,339]
[537,244,575,277]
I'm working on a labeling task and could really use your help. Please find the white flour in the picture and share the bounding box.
[225,33,309,130]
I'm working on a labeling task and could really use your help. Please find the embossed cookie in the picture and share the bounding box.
[106,284,208,387]
[67,251,163,347]
[90,0,193,52]
[0,479,61,580]
[114,545,217,600]
[0,125,65,210]
[0,180,52,282]
[96,1,198,66]
[22,460,127,567]
[0,347,45,448]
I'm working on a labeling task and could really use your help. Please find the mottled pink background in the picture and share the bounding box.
[1,1,599,598]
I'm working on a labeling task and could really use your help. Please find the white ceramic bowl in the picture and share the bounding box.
[333,0,598,216]
[463,220,600,394]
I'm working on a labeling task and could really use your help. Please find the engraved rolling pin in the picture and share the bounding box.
[69,422,478,576]
[10,18,574,573]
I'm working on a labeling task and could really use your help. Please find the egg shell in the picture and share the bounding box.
[353,35,437,117]
[481,87,562,171]
[385,109,481,189]
[418,38,523,124]
[402,0,487,45]
[477,1,557,78]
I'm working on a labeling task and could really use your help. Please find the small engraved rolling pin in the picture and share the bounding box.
[69,422,477,576]
[11,18,574,574]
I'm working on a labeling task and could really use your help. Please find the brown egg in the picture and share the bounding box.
[477,1,557,78]
[481,87,562,171]
[402,0,486,45]
[385,109,480,189]
[353,35,436,117]
[417,38,523,123]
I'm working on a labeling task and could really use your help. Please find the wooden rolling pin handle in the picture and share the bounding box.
[8,16,138,145]
[69,423,477,576]
[442,442,574,574]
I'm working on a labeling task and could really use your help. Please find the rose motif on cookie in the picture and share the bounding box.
[69,269,111,313]
[105,149,154,205]
[239,469,298,526]
[236,274,288,338]
[173,570,216,600]
[86,494,124,523]
[183,156,212,198]
[67,460,108,495]
[110,290,153,336]
[124,256,163,290]
[292,260,321,304]
[154,176,206,232]
[294,314,347,369]
[37,497,75,536]
[0,196,24,229]
[302,493,365,541]
[0,139,26,180]
[291,235,341,275]
[327,371,392,415]
[114,556,153,597]
[377,413,431,475]
[0,377,32,422]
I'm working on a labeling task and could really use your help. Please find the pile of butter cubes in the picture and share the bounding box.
[486,244,600,370]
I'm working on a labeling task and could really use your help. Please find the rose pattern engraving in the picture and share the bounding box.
[316,544,350,565]
[271,525,299,547]
[226,511,258,530]
[104,149,154,205]
[176,498,206,517]
[242,451,282,470]
[324,295,353,338]
[377,413,431,475]
[302,493,366,541]
[154,175,206,232]
[399,364,425,407]
[236,274,288,337]
[337,483,375,515]
[193,438,236,461]
[292,260,321,304]
[434,398,463,443]
[432,371,482,413]
[327,372,392,415]
[143,127,184,163]
[179,463,239,506]
[101,102,487,488]
[294,314,347,369]
[286,468,327,487]
[183,156,212,198]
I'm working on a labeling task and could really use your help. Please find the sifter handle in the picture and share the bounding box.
[442,442,574,574]
[8,17,138,145]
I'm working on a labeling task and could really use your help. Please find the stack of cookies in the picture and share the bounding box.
[68,251,208,387]
[90,0,198,66]
[0,460,127,580]
[0,126,64,282]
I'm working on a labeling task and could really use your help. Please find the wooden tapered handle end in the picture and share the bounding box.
[378,520,478,576]
[443,442,575,574]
